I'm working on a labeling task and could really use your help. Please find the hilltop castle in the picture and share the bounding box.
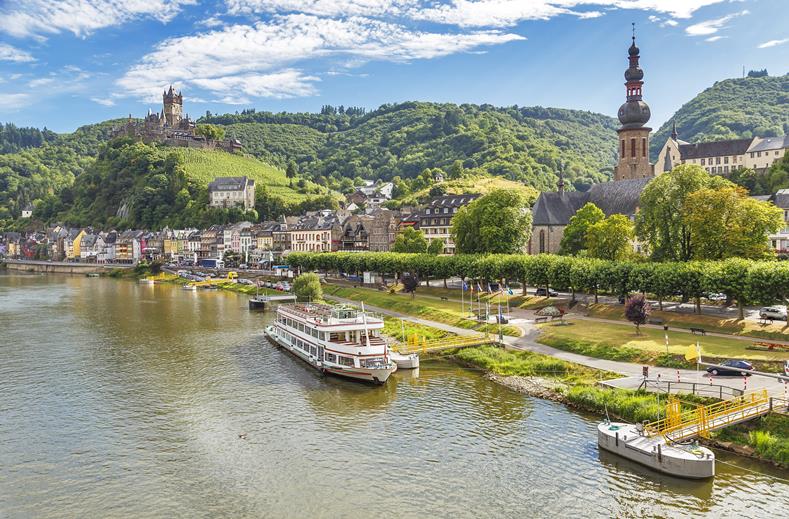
[115,86,242,153]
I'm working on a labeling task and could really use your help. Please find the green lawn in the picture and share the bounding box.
[537,320,788,365]
[588,303,789,341]
[325,285,521,337]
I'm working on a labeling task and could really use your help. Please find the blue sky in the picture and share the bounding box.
[0,0,786,133]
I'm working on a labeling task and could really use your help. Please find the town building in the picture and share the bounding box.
[368,209,402,252]
[289,211,344,252]
[418,194,479,254]
[208,177,256,211]
[765,189,789,253]
[340,214,373,251]
[21,204,32,219]
[656,131,788,175]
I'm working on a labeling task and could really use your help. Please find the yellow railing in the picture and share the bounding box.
[396,334,493,354]
[644,389,770,441]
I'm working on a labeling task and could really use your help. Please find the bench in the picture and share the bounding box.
[534,316,549,324]
[440,296,448,301]
[648,318,664,325]
[690,327,706,336]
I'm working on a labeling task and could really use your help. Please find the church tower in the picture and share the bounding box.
[162,85,183,127]
[614,26,654,181]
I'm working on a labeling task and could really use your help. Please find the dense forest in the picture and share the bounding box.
[202,102,620,192]
[651,74,789,159]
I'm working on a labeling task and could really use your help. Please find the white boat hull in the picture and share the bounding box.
[388,350,420,369]
[597,422,715,479]
[265,326,397,384]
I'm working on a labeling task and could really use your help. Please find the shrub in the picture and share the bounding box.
[293,272,322,301]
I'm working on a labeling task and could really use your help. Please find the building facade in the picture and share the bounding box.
[208,176,256,211]
[418,194,479,254]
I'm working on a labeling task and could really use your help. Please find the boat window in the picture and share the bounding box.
[310,346,317,356]
[325,352,337,363]
[338,356,354,367]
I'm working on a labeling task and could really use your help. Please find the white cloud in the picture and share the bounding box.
[0,43,35,62]
[0,93,31,110]
[28,77,55,88]
[91,97,116,107]
[0,0,196,39]
[225,1,731,28]
[685,10,748,37]
[117,14,524,100]
[705,35,725,42]
[758,38,789,49]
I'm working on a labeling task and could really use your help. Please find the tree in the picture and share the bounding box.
[586,214,634,261]
[286,160,298,179]
[683,186,783,260]
[293,272,323,301]
[452,189,532,254]
[393,227,428,253]
[624,294,651,335]
[636,164,731,261]
[559,202,604,255]
[427,238,444,255]
[194,124,225,142]
[401,273,419,299]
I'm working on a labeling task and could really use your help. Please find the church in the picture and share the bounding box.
[528,31,655,254]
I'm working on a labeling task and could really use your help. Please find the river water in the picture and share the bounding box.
[1,273,787,518]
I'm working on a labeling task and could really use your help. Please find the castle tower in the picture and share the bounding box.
[614,26,654,181]
[162,85,183,127]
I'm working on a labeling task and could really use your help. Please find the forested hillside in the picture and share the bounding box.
[651,74,789,159]
[203,102,619,192]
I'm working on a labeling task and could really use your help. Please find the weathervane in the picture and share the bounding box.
[632,22,636,41]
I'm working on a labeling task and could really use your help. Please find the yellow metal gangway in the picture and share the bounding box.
[396,334,494,355]
[188,272,238,288]
[643,389,770,442]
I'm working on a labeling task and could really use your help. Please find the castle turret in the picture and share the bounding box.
[614,25,654,181]
[163,85,183,127]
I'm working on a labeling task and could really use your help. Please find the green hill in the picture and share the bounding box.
[178,147,319,201]
[202,102,619,192]
[392,175,539,208]
[651,74,789,159]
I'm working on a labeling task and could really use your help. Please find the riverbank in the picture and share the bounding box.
[451,346,789,469]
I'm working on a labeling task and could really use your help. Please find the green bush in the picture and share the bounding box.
[293,272,323,301]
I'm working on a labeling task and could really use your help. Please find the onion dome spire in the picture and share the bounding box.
[617,23,651,129]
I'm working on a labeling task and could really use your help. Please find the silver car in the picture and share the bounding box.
[760,306,787,321]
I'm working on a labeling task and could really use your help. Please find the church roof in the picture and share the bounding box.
[678,139,753,160]
[748,135,789,153]
[532,178,649,226]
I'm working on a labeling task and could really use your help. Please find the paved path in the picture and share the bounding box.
[329,291,789,397]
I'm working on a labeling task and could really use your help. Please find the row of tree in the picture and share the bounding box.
[286,251,788,318]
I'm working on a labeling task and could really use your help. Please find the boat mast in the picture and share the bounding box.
[360,302,371,348]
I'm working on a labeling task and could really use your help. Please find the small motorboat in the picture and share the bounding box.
[249,296,266,310]
[388,348,420,369]
[182,284,197,291]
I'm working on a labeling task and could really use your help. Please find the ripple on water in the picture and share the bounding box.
[1,275,787,518]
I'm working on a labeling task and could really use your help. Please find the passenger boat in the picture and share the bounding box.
[264,303,397,384]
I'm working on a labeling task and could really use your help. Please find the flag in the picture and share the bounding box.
[476,282,482,292]
[507,287,513,295]
[684,343,700,362]
[462,281,468,291]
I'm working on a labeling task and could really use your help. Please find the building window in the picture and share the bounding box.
[630,138,636,158]
[642,138,646,157]
[716,157,721,165]
[724,156,729,164]
[621,139,625,157]
[724,166,729,173]
[539,230,545,254]
[701,158,705,166]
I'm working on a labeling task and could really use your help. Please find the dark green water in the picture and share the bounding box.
[1,273,787,518]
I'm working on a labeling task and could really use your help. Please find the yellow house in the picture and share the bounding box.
[67,229,86,260]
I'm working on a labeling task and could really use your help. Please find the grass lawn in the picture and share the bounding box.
[537,320,788,365]
[588,303,789,341]
[382,317,455,343]
[325,285,521,337]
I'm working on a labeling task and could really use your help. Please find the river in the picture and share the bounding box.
[0,273,787,517]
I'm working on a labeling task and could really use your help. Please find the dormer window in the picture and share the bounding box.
[426,209,431,215]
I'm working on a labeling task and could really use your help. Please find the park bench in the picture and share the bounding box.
[534,316,549,324]
[690,327,706,336]
[648,318,664,325]
[440,296,448,301]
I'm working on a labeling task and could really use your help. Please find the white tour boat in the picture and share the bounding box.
[265,303,397,384]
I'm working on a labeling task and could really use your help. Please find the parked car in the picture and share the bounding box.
[274,283,284,291]
[239,279,254,286]
[618,294,630,304]
[705,293,727,302]
[535,288,558,297]
[706,360,753,377]
[281,281,291,291]
[760,306,787,321]
[239,264,248,269]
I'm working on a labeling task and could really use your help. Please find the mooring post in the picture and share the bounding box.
[657,443,662,463]
[615,432,619,447]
